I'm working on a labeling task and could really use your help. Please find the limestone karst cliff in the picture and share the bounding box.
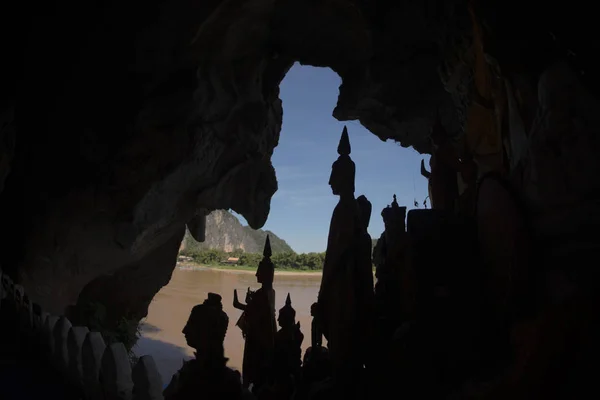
[180,210,293,254]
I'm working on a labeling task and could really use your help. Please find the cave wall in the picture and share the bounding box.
[0,0,465,318]
[66,226,186,345]
[0,0,284,313]
[0,0,598,332]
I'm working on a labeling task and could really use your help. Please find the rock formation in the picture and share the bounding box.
[180,209,293,254]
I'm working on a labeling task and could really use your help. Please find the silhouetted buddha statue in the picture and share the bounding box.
[301,303,330,383]
[271,293,304,398]
[313,126,364,386]
[385,195,414,320]
[274,294,303,377]
[375,195,413,326]
[233,236,277,392]
[356,195,376,367]
[163,293,244,400]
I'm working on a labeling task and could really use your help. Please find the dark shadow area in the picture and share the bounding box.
[133,336,191,385]
[0,306,79,400]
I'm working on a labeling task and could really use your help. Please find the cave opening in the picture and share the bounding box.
[236,63,431,253]
[136,63,432,381]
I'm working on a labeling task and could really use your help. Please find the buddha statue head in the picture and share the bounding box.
[329,126,356,197]
[182,293,229,358]
[278,293,297,329]
[256,235,274,286]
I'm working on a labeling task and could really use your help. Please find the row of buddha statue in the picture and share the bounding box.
[162,127,383,399]
[162,7,600,396]
[162,126,496,399]
[162,237,306,400]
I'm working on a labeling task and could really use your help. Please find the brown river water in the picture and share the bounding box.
[133,264,324,384]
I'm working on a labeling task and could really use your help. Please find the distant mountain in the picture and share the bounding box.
[181,210,294,254]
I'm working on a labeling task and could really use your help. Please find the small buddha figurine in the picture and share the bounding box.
[233,236,277,392]
[163,293,244,400]
[274,293,304,380]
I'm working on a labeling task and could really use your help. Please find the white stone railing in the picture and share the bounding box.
[0,267,164,400]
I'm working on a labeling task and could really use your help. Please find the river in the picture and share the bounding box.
[133,265,323,384]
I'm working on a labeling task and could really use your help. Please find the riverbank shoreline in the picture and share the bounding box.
[176,262,323,276]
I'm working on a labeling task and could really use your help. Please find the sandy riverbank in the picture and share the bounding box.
[177,262,323,276]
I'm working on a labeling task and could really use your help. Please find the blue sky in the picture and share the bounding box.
[233,64,430,253]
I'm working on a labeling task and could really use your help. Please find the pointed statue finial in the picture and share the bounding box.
[263,235,272,258]
[337,126,351,156]
[279,292,296,323]
[392,194,399,207]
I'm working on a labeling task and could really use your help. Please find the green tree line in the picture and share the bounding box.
[181,248,327,271]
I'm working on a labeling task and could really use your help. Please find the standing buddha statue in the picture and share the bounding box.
[233,236,277,393]
[314,126,364,386]
[356,194,376,368]
[381,195,412,322]
[274,294,304,386]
